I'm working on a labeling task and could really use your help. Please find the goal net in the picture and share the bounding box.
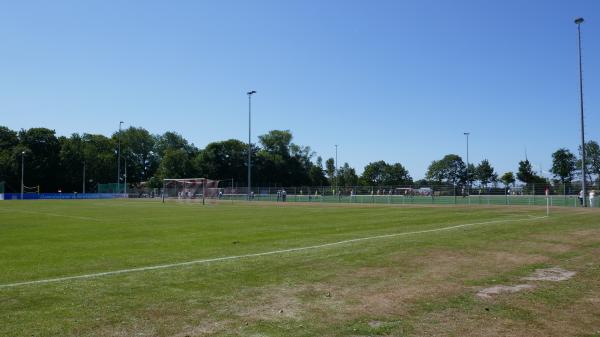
[162,178,220,202]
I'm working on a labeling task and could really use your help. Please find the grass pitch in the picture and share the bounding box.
[1,200,599,336]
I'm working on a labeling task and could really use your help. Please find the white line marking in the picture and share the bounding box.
[0,215,547,289]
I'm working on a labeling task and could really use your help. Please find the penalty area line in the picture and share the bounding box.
[0,215,547,289]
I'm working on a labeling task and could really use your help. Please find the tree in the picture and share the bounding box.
[578,141,600,185]
[337,163,358,187]
[517,159,547,190]
[153,131,197,158]
[258,130,292,157]
[255,130,314,186]
[325,158,335,184]
[475,159,497,187]
[500,172,515,187]
[386,163,412,186]
[308,156,327,186]
[194,139,248,183]
[361,161,388,186]
[361,160,411,186]
[516,159,535,184]
[465,163,477,187]
[0,126,19,191]
[59,134,86,192]
[120,127,158,183]
[550,148,577,184]
[426,154,466,186]
[80,133,117,192]
[155,148,196,180]
[18,128,61,192]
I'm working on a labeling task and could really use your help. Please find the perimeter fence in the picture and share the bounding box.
[129,182,600,208]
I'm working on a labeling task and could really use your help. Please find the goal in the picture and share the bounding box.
[162,178,220,204]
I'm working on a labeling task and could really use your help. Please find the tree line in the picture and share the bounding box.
[0,125,597,193]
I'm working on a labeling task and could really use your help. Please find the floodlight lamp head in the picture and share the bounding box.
[575,17,584,24]
[247,90,257,95]
[464,132,470,135]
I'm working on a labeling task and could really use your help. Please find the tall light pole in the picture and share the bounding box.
[117,121,123,194]
[247,91,256,200]
[124,154,127,194]
[464,132,470,192]
[575,17,587,206]
[335,144,338,192]
[20,151,25,199]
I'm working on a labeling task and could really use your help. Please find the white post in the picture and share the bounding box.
[546,188,549,216]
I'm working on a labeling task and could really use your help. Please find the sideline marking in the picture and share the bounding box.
[0,216,547,289]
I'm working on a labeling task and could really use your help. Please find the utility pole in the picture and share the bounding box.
[117,121,123,193]
[575,17,587,206]
[124,155,127,195]
[335,144,338,193]
[247,90,256,200]
[464,132,470,192]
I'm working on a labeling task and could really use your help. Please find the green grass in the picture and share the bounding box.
[0,200,599,337]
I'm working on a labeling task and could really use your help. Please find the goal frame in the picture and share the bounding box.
[162,178,209,205]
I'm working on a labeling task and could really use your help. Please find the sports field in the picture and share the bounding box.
[1,200,599,337]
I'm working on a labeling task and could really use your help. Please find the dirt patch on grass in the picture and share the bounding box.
[531,228,600,247]
[476,284,535,299]
[522,267,576,282]
[307,250,546,319]
[233,285,303,321]
[387,250,547,282]
[171,319,234,337]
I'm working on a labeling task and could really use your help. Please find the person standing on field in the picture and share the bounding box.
[579,190,584,206]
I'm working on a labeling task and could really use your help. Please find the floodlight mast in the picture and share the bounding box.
[335,145,338,193]
[464,132,470,193]
[247,90,256,200]
[117,121,123,194]
[575,17,586,206]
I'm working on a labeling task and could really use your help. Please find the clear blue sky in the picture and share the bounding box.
[0,0,598,179]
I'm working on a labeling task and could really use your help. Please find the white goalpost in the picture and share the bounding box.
[161,178,221,205]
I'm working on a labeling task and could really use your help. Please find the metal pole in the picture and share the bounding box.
[464,132,469,193]
[124,155,127,195]
[247,91,256,200]
[575,18,587,207]
[335,144,338,193]
[118,121,123,194]
[20,151,25,199]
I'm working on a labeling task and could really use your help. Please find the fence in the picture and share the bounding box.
[128,182,599,208]
[1,193,127,200]
[97,183,126,194]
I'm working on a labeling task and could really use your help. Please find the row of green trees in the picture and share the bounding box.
[0,125,597,193]
[420,143,599,190]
